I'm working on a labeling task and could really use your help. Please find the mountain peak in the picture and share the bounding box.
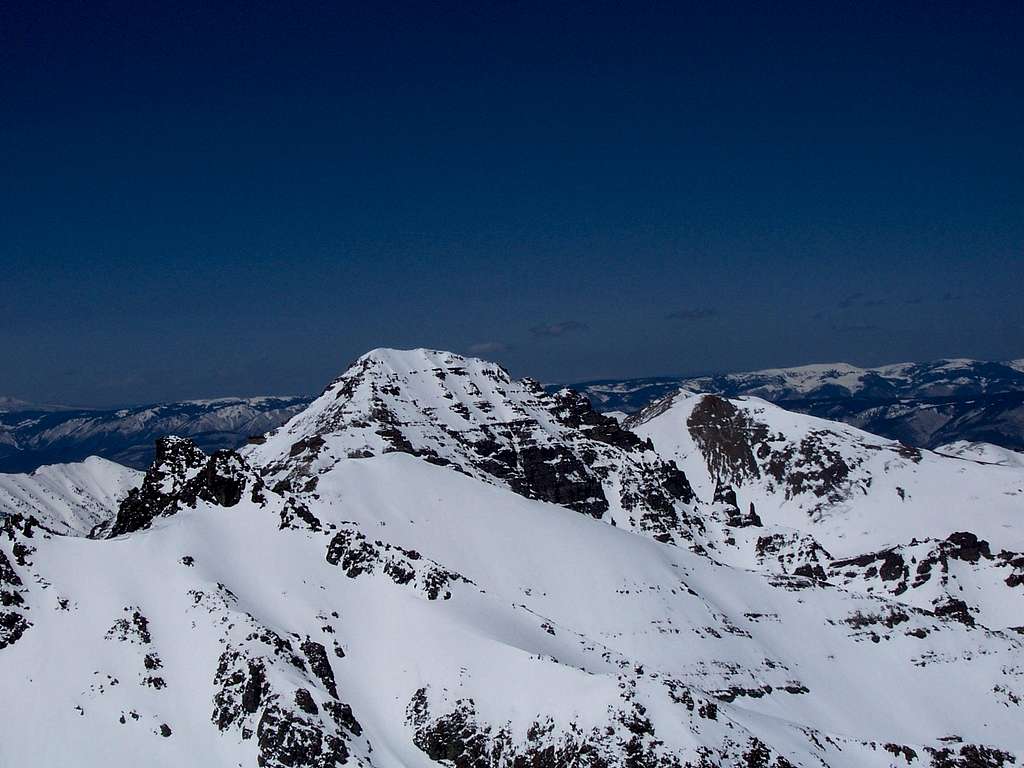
[247,347,697,544]
[357,347,475,369]
[341,347,516,396]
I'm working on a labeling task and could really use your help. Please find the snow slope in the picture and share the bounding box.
[0,456,141,535]
[4,452,1023,767]
[2,349,1023,768]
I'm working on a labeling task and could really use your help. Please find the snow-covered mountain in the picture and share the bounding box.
[0,396,311,473]
[569,358,1024,451]
[2,349,1023,767]
[0,456,141,536]
[245,348,697,544]
[626,390,1024,629]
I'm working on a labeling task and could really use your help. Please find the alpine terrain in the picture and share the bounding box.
[1,349,1023,768]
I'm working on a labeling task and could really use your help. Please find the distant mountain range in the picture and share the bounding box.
[2,358,1022,473]
[0,397,311,472]
[569,358,1024,451]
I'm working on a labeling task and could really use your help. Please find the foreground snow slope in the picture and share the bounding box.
[4,451,1023,767]
[2,349,1023,768]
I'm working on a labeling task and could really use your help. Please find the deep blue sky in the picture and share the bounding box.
[2,1,1022,406]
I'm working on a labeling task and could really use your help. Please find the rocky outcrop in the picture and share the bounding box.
[0,544,29,649]
[326,526,472,601]
[713,482,762,528]
[106,437,264,537]
[406,678,799,768]
[682,393,867,521]
[545,388,646,452]
[0,514,36,650]
[197,584,373,768]
[755,532,831,581]
[828,531,1024,628]
[633,391,933,528]
[686,396,768,487]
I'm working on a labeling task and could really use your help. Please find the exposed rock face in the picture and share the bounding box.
[0,514,35,650]
[762,430,861,505]
[201,450,261,507]
[0,551,29,649]
[755,532,831,581]
[406,680,800,768]
[686,395,768,486]
[201,583,373,768]
[325,525,472,601]
[105,436,206,536]
[106,437,263,537]
[713,482,763,528]
[829,531,1024,628]
[925,743,1016,768]
[545,388,647,452]
[492,436,610,518]
[674,394,914,515]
